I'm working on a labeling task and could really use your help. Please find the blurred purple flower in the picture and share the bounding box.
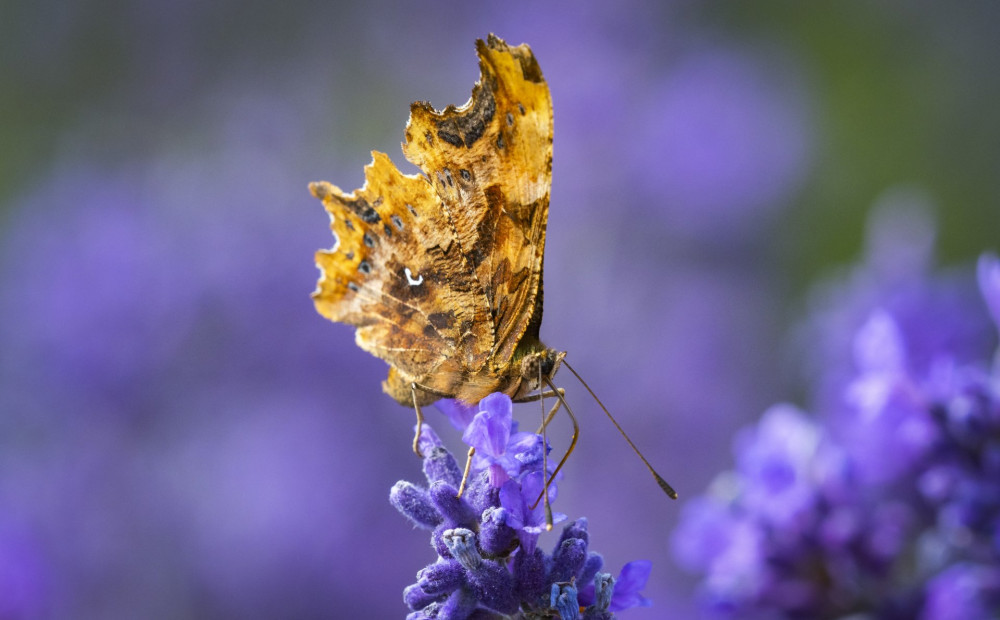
[921,564,1000,620]
[673,241,1000,618]
[797,193,993,414]
[978,253,1000,331]
[0,89,415,617]
[734,404,821,529]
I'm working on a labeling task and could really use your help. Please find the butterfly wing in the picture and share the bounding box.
[311,152,493,387]
[311,35,552,404]
[402,35,553,369]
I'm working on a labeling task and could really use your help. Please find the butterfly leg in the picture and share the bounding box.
[409,381,453,458]
[528,380,579,517]
[409,383,426,458]
[457,446,476,498]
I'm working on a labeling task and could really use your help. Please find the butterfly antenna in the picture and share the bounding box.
[531,376,579,513]
[562,359,678,499]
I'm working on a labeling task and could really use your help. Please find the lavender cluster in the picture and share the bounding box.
[390,394,651,619]
[673,253,1000,618]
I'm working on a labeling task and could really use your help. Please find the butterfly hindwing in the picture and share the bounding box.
[311,151,493,381]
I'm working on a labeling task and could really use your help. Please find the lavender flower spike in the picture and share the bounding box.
[391,414,652,618]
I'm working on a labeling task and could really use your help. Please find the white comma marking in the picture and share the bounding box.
[404,267,424,286]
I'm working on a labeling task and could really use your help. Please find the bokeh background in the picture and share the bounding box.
[2,1,999,618]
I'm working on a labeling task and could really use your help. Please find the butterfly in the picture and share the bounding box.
[310,35,675,499]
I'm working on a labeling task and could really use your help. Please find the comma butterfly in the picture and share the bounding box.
[310,35,676,499]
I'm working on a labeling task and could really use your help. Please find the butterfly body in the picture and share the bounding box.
[311,35,560,407]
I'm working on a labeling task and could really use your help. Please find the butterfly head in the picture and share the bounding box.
[518,348,566,394]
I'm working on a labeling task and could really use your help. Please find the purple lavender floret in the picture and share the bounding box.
[393,393,651,618]
[672,251,1000,618]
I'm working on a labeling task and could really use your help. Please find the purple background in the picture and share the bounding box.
[1,1,999,618]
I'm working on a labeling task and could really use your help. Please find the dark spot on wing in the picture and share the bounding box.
[505,196,545,231]
[347,282,359,292]
[491,258,511,298]
[358,260,372,275]
[391,214,404,230]
[460,169,472,183]
[407,204,418,217]
[428,311,455,329]
[438,130,463,148]
[384,223,393,237]
[435,78,496,148]
[516,53,544,83]
[344,197,381,224]
[363,232,375,248]
[496,133,505,150]
[508,267,529,293]
[506,112,514,127]
[444,169,454,187]
[518,103,526,115]
[344,250,354,260]
[345,219,354,231]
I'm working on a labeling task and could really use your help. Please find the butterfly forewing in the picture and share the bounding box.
[403,36,553,368]
[312,35,553,404]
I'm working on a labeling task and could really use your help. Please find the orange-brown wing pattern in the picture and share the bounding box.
[311,35,552,402]
[310,151,493,382]
[402,35,553,368]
